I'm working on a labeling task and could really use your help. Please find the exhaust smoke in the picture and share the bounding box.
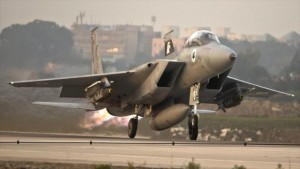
[80,109,136,129]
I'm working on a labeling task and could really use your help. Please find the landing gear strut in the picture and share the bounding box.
[188,83,200,140]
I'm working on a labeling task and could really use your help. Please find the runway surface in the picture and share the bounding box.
[0,132,299,169]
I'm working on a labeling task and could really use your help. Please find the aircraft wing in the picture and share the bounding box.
[8,61,165,99]
[225,76,295,98]
[9,71,137,98]
[9,71,132,87]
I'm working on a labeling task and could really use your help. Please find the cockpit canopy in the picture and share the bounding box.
[184,30,220,48]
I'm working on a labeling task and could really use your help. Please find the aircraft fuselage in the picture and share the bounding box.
[105,39,236,117]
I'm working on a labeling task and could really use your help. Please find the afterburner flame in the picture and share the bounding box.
[80,109,135,129]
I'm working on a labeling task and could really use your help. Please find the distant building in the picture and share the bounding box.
[246,34,265,42]
[72,24,153,60]
[216,27,231,37]
[183,27,211,38]
[152,38,164,57]
[153,31,161,38]
[226,33,247,41]
[72,24,92,58]
[138,26,154,56]
[246,34,277,42]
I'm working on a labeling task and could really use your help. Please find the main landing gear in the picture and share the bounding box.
[128,118,138,138]
[188,83,200,140]
[127,105,141,139]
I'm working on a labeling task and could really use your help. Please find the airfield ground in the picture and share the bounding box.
[0,132,299,169]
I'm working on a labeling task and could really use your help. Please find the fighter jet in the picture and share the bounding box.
[9,29,294,140]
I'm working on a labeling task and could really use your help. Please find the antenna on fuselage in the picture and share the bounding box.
[164,30,175,58]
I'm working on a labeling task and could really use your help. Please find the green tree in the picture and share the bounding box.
[230,48,271,85]
[0,20,87,133]
[276,46,300,101]
[0,20,85,78]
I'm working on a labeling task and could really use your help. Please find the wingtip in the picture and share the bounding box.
[287,93,295,97]
[8,82,14,86]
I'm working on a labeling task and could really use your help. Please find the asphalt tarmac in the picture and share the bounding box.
[0,132,299,169]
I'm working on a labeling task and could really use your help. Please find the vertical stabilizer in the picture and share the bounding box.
[90,27,110,87]
[91,27,103,74]
[164,30,175,57]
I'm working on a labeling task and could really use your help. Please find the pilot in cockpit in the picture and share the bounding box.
[184,31,220,48]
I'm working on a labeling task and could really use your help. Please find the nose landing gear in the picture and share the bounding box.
[188,83,200,140]
[188,113,199,140]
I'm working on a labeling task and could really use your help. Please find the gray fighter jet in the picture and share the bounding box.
[9,30,294,140]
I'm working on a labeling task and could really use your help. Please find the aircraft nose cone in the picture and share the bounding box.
[229,52,237,61]
[209,45,236,72]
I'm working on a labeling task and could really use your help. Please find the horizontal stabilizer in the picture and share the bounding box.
[33,102,96,111]
[196,109,217,114]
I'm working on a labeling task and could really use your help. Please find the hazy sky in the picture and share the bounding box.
[0,0,299,38]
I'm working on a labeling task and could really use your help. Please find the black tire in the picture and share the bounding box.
[188,114,198,140]
[128,118,138,139]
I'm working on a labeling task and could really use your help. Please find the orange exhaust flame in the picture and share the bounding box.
[80,109,136,129]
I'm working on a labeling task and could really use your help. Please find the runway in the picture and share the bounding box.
[0,132,299,169]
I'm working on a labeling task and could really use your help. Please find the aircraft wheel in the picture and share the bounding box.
[188,114,198,140]
[128,118,138,139]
